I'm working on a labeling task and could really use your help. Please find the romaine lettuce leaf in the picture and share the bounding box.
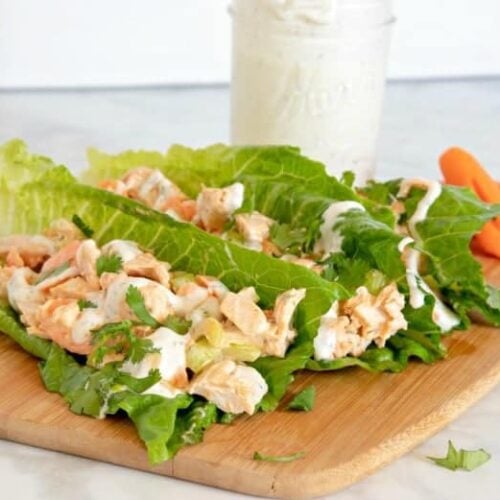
[362,179,500,325]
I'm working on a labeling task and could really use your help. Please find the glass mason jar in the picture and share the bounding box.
[230,0,395,184]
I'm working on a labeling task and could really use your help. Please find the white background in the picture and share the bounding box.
[1,0,500,88]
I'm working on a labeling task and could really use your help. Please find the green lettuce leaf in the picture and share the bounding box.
[165,400,218,459]
[286,385,315,412]
[428,441,491,471]
[362,179,500,325]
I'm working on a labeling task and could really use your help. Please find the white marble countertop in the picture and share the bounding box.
[0,79,499,499]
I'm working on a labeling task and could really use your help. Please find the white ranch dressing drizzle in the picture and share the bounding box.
[315,201,365,256]
[313,301,339,361]
[121,327,188,398]
[397,180,460,332]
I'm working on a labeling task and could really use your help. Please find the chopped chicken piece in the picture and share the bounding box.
[195,275,228,298]
[0,266,14,300]
[189,296,222,325]
[121,168,187,212]
[41,240,81,273]
[7,267,45,326]
[99,179,128,196]
[35,298,92,354]
[174,281,210,316]
[48,276,98,300]
[36,265,80,292]
[343,284,407,347]
[220,287,270,337]
[123,253,170,287]
[102,273,177,323]
[189,360,268,415]
[43,219,85,247]
[263,288,306,357]
[313,283,407,361]
[122,327,189,396]
[235,212,274,250]
[313,302,370,360]
[71,307,105,346]
[195,183,244,232]
[280,254,324,274]
[101,240,143,264]
[75,239,101,289]
[159,196,197,221]
[6,248,24,267]
[0,235,56,269]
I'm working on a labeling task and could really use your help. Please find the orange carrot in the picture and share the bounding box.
[439,147,500,259]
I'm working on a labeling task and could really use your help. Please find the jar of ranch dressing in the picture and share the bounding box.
[230,0,394,184]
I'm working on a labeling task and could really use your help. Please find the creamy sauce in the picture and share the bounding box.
[397,181,460,332]
[223,183,245,213]
[122,327,188,398]
[71,308,106,344]
[398,179,442,235]
[313,302,339,361]
[315,201,365,256]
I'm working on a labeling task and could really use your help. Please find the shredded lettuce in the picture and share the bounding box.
[286,385,315,412]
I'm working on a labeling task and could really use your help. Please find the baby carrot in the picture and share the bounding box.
[439,147,500,258]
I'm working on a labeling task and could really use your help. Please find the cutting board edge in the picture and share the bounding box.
[266,361,500,498]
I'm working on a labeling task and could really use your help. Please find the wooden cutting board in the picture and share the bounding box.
[0,256,499,498]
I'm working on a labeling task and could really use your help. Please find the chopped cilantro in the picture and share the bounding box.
[89,320,158,366]
[125,285,159,328]
[77,299,97,311]
[96,254,123,276]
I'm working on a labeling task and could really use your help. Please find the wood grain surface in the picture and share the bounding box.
[0,256,498,498]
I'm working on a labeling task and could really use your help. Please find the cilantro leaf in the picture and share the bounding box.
[287,385,315,412]
[125,285,158,328]
[77,299,97,311]
[89,320,158,366]
[72,214,94,238]
[163,316,192,335]
[96,254,123,276]
[428,441,491,471]
[270,223,309,255]
[253,451,305,463]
